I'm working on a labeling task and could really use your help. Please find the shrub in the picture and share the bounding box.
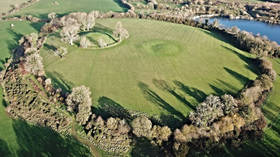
[131,116,152,137]
[80,36,91,48]
[66,86,92,125]
[97,38,107,48]
[24,53,44,76]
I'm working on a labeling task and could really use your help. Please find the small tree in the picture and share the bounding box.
[48,12,56,21]
[25,53,44,76]
[97,38,107,48]
[113,21,129,41]
[80,36,92,48]
[131,116,152,137]
[85,11,99,31]
[60,22,80,45]
[66,86,92,125]
[54,47,68,57]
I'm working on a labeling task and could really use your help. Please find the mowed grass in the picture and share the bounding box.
[0,0,27,13]
[41,18,258,122]
[13,0,127,18]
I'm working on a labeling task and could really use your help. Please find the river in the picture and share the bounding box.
[205,17,280,44]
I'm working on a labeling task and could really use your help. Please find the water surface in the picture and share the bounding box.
[207,18,280,44]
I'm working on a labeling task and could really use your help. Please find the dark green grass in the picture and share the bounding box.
[0,88,91,157]
[12,0,127,18]
[0,21,41,70]
[40,18,258,124]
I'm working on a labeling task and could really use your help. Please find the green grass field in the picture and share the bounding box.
[0,21,42,70]
[40,18,258,123]
[12,0,126,18]
[0,0,27,13]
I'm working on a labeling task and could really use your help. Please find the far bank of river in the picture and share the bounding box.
[205,17,280,44]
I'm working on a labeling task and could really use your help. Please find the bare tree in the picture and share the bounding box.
[85,11,99,31]
[97,38,107,48]
[113,21,129,41]
[60,19,80,45]
[80,36,92,48]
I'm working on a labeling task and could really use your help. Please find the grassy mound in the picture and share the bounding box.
[40,18,258,123]
[12,0,127,18]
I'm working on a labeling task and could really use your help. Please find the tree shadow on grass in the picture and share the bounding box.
[201,29,236,46]
[6,29,23,53]
[44,43,57,51]
[2,99,8,107]
[30,22,44,32]
[222,46,259,75]
[224,67,250,85]
[130,137,167,157]
[113,0,130,12]
[97,96,132,121]
[12,119,91,157]
[159,114,186,129]
[0,139,12,157]
[138,82,185,120]
[152,79,195,111]
[7,28,23,43]
[173,80,207,104]
[46,72,73,93]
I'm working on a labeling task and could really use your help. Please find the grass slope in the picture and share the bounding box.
[13,0,127,18]
[41,18,258,123]
[0,88,91,157]
[0,21,42,70]
[0,0,27,13]
[0,21,91,156]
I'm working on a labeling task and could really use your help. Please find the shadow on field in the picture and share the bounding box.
[222,46,259,75]
[46,72,73,93]
[130,137,167,157]
[173,80,206,104]
[0,139,12,157]
[158,114,186,129]
[113,0,130,12]
[153,79,195,111]
[30,22,44,32]
[12,119,91,157]
[138,82,185,120]
[97,96,132,121]
[6,29,23,52]
[44,43,57,51]
[2,99,8,108]
[224,67,250,85]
